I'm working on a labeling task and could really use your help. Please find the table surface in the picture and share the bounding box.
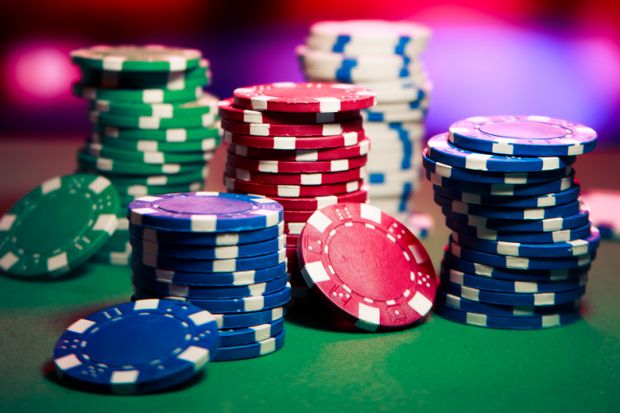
[1,138,619,413]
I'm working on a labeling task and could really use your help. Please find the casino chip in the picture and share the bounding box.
[129,192,290,360]
[70,45,221,266]
[298,203,437,331]
[424,115,600,329]
[220,82,375,305]
[0,174,118,277]
[299,20,431,217]
[53,299,219,393]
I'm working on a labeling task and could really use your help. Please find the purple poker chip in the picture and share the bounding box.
[129,192,283,233]
[448,115,598,156]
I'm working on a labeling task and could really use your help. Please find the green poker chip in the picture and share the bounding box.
[77,151,207,175]
[89,93,219,119]
[79,60,210,90]
[72,82,205,104]
[112,180,204,197]
[71,45,203,72]
[89,109,218,129]
[81,167,209,187]
[88,134,220,153]
[82,142,215,164]
[0,174,119,278]
[93,124,220,141]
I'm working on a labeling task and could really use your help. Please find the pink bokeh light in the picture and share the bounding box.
[6,43,80,106]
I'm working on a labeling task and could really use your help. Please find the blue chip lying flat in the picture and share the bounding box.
[448,240,594,270]
[441,267,588,293]
[443,251,590,282]
[131,261,287,287]
[128,192,283,233]
[212,307,285,329]
[434,184,581,208]
[451,227,600,258]
[219,318,285,347]
[448,115,598,157]
[214,330,286,362]
[53,299,219,394]
[133,273,289,299]
[135,283,292,314]
[435,303,580,330]
[440,280,586,307]
[129,221,284,246]
[427,133,576,172]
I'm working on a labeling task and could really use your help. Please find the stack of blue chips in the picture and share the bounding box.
[128,192,290,361]
[423,116,601,330]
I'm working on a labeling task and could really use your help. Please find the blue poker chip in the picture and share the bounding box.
[434,302,581,330]
[436,290,580,317]
[53,299,219,394]
[128,192,283,233]
[213,307,286,329]
[448,116,597,157]
[131,261,287,287]
[130,234,285,260]
[445,219,592,244]
[214,330,286,362]
[442,251,591,282]
[444,207,591,232]
[450,227,601,258]
[135,248,286,273]
[362,107,428,123]
[133,273,289,299]
[440,280,586,307]
[219,318,285,347]
[129,221,284,246]
[135,283,292,314]
[427,169,575,197]
[427,133,576,172]
[449,239,595,270]
[434,184,581,208]
[436,194,581,221]
[422,150,573,185]
[440,266,588,293]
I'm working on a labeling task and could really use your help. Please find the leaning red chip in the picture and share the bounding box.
[298,203,437,331]
[233,82,376,113]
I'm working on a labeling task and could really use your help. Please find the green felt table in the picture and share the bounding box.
[0,139,619,413]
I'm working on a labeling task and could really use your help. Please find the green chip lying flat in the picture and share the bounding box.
[93,124,220,141]
[88,134,220,153]
[73,82,205,104]
[89,93,219,119]
[71,45,203,72]
[0,174,119,277]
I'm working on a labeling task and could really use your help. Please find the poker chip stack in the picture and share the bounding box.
[423,115,601,330]
[128,192,290,361]
[69,45,221,266]
[298,20,432,220]
[218,82,376,297]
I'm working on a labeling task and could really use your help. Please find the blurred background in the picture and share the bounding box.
[0,0,618,144]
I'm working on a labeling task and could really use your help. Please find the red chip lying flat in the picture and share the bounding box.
[233,82,376,113]
[297,203,437,331]
[220,117,364,137]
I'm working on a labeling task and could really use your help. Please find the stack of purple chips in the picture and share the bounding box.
[127,191,290,361]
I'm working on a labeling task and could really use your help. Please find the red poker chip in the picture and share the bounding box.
[221,118,364,137]
[284,221,306,235]
[286,246,298,260]
[286,234,301,247]
[218,98,361,124]
[298,203,437,331]
[225,165,366,186]
[226,152,368,173]
[223,130,365,150]
[271,188,368,210]
[224,176,363,198]
[228,139,370,161]
[233,82,376,113]
[284,210,314,222]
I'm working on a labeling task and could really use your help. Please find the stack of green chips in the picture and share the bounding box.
[70,45,221,265]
